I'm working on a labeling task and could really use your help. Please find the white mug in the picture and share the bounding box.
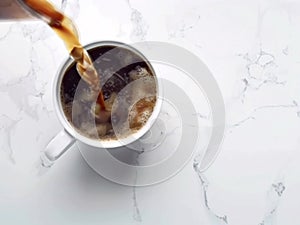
[42,41,163,168]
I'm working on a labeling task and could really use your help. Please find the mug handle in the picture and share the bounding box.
[41,130,75,167]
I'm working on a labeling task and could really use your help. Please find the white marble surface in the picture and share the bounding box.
[1,0,300,224]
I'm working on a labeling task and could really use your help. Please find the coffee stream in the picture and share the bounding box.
[24,0,106,111]
[23,0,157,141]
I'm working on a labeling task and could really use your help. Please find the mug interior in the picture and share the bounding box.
[53,41,162,149]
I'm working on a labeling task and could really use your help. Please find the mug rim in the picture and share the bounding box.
[53,40,162,149]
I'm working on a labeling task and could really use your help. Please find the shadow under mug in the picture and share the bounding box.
[42,41,163,167]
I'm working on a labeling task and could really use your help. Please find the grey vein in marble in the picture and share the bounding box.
[282,46,289,56]
[0,23,56,166]
[61,0,80,20]
[0,60,48,120]
[237,48,286,102]
[192,112,210,120]
[61,0,67,11]
[230,101,300,131]
[132,179,142,222]
[21,23,53,43]
[132,152,143,222]
[0,24,13,41]
[126,0,148,42]
[168,15,201,39]
[0,115,21,164]
[230,116,255,128]
[193,159,228,224]
[8,25,52,114]
[258,180,286,225]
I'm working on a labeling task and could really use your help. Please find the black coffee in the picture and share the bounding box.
[60,44,157,140]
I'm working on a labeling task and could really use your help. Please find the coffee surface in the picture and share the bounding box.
[61,45,157,140]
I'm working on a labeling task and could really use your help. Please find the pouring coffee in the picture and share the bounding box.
[2,0,157,147]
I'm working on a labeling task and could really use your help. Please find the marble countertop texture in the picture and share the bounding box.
[1,0,300,224]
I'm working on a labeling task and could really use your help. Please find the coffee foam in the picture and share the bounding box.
[128,96,156,129]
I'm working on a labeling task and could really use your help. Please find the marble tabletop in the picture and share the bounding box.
[1,0,300,224]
